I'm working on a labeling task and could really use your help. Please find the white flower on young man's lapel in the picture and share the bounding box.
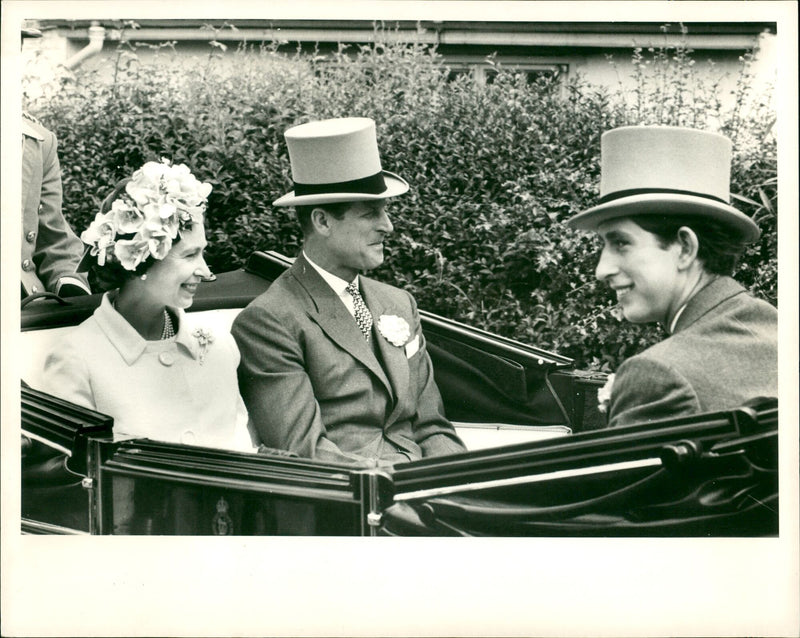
[377,314,411,347]
[597,373,616,414]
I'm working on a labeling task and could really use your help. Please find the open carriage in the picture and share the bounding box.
[20,251,778,536]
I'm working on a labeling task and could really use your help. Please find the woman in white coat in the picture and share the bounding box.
[41,160,254,452]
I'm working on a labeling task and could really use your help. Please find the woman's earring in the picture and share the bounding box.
[140,274,147,281]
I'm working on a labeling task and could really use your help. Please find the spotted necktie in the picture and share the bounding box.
[346,282,373,341]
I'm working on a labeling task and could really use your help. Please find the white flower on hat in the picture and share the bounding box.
[110,198,144,234]
[81,212,117,266]
[81,159,212,271]
[377,314,411,347]
[141,219,173,260]
[114,237,150,271]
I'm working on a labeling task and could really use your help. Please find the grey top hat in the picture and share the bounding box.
[567,126,760,242]
[273,117,409,207]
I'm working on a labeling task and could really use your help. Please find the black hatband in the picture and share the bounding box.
[599,188,729,205]
[293,171,387,197]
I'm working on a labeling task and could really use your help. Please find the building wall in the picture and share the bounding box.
[22,24,776,116]
[576,32,776,111]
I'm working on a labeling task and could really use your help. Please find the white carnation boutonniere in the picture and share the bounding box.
[192,328,215,365]
[597,373,616,415]
[377,315,411,347]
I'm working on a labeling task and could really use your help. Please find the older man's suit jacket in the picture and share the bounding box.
[232,253,466,465]
[608,276,777,427]
[21,115,89,296]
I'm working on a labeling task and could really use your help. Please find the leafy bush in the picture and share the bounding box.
[25,23,777,370]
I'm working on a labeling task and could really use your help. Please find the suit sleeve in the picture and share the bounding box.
[607,355,701,427]
[231,303,375,466]
[405,293,467,456]
[31,130,90,294]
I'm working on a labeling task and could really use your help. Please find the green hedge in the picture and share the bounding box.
[27,26,777,370]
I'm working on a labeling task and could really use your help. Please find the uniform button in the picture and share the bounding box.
[31,286,40,293]
[38,204,43,212]
[26,231,36,243]
[158,352,175,366]
[22,259,34,271]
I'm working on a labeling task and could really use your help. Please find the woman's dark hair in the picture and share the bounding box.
[629,213,750,276]
[295,202,351,236]
[88,177,185,292]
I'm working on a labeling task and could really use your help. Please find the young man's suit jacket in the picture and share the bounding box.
[232,253,466,465]
[608,276,777,427]
[21,115,89,296]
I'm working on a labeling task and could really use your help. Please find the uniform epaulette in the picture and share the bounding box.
[22,111,41,125]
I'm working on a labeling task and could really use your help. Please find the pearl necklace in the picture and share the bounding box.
[112,297,174,340]
[161,309,175,340]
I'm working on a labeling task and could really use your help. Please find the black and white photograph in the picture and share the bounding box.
[2,1,797,636]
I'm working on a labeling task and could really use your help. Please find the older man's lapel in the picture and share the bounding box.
[361,277,410,421]
[289,255,392,396]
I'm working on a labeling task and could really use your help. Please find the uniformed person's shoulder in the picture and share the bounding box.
[22,111,51,140]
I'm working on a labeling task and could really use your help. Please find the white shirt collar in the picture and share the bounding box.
[303,251,361,319]
[668,304,688,334]
[303,250,359,295]
[667,274,719,334]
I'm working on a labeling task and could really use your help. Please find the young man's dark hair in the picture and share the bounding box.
[630,214,749,276]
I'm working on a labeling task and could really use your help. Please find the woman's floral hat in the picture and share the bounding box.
[80,159,212,271]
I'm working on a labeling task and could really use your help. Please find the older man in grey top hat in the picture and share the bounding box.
[232,117,465,465]
[567,126,777,427]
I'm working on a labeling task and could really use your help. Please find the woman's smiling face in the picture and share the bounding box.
[141,221,211,309]
[594,217,685,325]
